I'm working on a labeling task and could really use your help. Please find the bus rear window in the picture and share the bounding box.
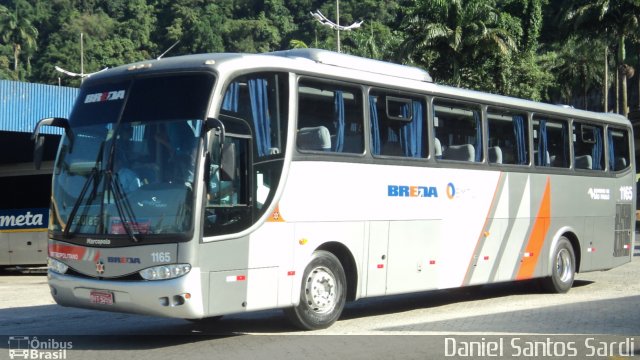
[608,128,631,172]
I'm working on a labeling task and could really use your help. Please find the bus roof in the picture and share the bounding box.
[268,48,433,82]
[86,50,630,128]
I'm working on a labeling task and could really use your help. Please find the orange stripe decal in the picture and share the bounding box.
[516,177,551,280]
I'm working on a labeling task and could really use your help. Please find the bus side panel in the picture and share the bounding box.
[0,232,10,265]
[202,223,297,315]
[4,231,47,265]
[365,221,389,297]
[437,170,502,289]
[200,236,250,316]
[467,173,527,285]
[585,217,614,271]
[247,223,296,309]
[208,267,281,314]
[494,218,532,282]
[386,220,440,295]
[280,161,501,294]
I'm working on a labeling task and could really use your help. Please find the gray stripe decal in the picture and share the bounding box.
[462,172,506,286]
[488,173,529,282]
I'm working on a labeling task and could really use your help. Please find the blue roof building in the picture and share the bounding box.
[1,80,77,134]
[0,80,77,172]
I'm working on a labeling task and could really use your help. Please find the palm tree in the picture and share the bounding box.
[400,0,516,87]
[0,5,38,77]
[554,36,608,110]
[565,0,640,117]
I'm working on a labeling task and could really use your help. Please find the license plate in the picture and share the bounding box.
[90,290,114,305]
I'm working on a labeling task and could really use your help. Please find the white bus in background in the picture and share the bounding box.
[33,49,634,330]
[0,173,51,269]
[0,207,48,269]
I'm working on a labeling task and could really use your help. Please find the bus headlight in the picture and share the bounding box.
[139,264,191,280]
[48,258,69,274]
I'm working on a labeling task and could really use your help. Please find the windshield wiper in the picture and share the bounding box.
[62,167,101,238]
[63,141,105,238]
[108,170,140,242]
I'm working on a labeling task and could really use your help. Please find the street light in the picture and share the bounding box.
[311,0,363,53]
[55,33,106,84]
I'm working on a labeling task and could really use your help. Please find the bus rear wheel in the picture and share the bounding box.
[542,237,575,293]
[285,250,346,330]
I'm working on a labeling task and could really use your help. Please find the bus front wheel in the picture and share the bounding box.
[542,237,576,293]
[285,250,347,330]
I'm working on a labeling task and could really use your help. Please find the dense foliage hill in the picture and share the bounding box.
[1,0,639,113]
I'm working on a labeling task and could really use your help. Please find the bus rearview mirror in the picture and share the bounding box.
[32,117,73,170]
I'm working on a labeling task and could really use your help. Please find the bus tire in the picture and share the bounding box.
[285,250,347,330]
[542,237,575,293]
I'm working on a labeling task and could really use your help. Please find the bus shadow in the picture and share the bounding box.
[377,294,640,335]
[0,266,47,276]
[339,278,593,322]
[0,278,601,350]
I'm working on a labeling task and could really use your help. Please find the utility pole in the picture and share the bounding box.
[336,0,340,52]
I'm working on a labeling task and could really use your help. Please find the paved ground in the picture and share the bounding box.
[0,256,638,359]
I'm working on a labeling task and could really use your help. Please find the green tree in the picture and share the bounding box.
[400,0,516,87]
[223,0,295,52]
[341,22,403,60]
[550,36,608,109]
[154,0,229,55]
[0,1,38,79]
[492,0,556,101]
[34,3,157,86]
[565,0,640,116]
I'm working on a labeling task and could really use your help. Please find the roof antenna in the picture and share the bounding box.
[157,40,180,60]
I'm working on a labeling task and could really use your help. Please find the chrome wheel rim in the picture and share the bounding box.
[556,248,573,283]
[304,266,337,314]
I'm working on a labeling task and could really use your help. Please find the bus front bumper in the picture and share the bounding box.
[47,268,205,319]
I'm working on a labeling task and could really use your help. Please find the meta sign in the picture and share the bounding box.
[0,208,49,232]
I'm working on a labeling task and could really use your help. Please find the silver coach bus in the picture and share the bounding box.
[33,49,634,329]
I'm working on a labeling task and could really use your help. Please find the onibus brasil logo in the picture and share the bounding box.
[8,336,72,359]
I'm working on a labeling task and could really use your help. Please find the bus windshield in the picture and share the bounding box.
[51,74,214,240]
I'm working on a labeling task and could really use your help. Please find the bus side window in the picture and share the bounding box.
[487,107,529,165]
[433,99,483,162]
[533,116,569,168]
[297,80,364,154]
[221,73,288,158]
[369,91,428,158]
[608,127,631,172]
[573,122,604,171]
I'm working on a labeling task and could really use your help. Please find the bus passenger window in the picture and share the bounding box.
[220,73,289,158]
[369,91,427,158]
[573,122,604,171]
[533,117,569,168]
[487,107,529,165]
[297,80,364,154]
[608,128,631,172]
[433,99,483,162]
